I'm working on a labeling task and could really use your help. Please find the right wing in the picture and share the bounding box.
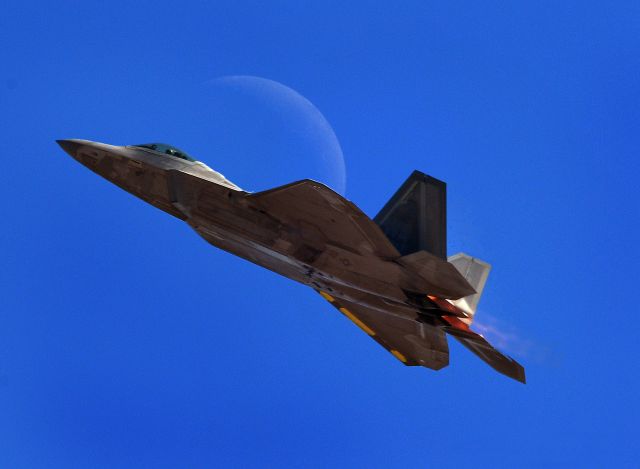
[317,291,449,371]
[317,290,526,383]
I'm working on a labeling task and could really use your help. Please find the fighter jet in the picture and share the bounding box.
[57,139,525,383]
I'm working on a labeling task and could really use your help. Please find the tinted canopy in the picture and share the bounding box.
[133,143,196,162]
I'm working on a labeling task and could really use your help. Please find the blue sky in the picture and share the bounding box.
[2,1,639,467]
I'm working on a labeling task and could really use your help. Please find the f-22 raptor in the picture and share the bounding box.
[57,139,525,383]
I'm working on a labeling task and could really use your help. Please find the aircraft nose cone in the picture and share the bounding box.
[56,139,82,157]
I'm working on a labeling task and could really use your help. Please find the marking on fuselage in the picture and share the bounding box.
[390,349,407,363]
[318,291,335,302]
[338,307,376,336]
[316,290,377,338]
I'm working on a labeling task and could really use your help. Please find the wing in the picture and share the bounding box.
[442,316,526,383]
[317,291,449,370]
[247,180,400,259]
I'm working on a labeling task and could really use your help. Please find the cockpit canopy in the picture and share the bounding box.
[132,143,196,162]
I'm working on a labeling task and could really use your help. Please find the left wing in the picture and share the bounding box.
[247,180,400,259]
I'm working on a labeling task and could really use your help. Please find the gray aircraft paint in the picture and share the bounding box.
[57,139,525,383]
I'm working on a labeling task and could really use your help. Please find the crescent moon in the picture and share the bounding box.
[208,75,347,195]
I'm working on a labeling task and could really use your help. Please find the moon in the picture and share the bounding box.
[202,75,347,195]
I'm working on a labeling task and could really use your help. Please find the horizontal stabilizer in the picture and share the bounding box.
[443,317,526,383]
[448,253,491,319]
[397,250,476,299]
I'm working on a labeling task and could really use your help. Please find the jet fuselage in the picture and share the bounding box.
[57,139,525,383]
[57,140,458,322]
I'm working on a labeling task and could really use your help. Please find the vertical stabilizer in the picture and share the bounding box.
[374,171,447,259]
[448,253,491,320]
